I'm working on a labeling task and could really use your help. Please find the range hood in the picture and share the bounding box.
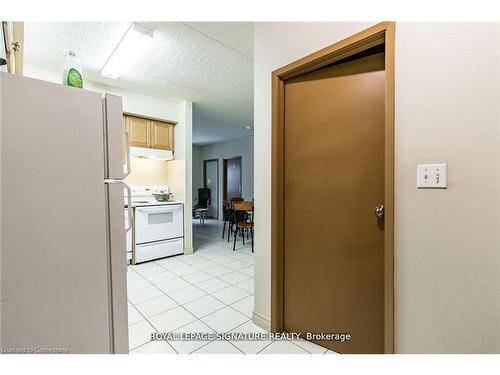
[130,146,174,160]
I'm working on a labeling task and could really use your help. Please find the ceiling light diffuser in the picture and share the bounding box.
[100,23,153,79]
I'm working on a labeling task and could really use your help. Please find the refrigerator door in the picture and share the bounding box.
[103,94,129,180]
[0,73,113,353]
[105,181,130,353]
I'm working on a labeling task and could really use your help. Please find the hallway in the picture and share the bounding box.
[126,220,335,354]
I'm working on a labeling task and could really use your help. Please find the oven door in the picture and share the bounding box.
[135,204,183,244]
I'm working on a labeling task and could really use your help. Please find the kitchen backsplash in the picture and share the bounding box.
[125,157,169,186]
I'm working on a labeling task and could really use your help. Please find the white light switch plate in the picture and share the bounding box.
[417,164,447,188]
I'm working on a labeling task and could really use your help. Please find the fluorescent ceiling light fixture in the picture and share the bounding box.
[100,23,153,79]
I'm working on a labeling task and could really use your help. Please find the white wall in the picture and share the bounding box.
[192,145,203,200]
[24,64,194,253]
[177,101,193,253]
[254,22,500,353]
[192,136,254,220]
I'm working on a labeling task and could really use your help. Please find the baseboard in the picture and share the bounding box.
[252,310,271,332]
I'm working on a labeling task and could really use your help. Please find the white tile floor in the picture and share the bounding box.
[127,219,336,354]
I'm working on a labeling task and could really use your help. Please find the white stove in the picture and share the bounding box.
[125,186,184,264]
[125,185,180,207]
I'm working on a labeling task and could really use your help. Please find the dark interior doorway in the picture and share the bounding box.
[223,156,242,202]
[203,159,219,219]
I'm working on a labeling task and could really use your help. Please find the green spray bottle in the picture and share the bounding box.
[63,51,83,88]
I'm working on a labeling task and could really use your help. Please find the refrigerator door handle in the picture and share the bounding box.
[105,179,132,233]
[124,182,132,233]
[124,130,131,178]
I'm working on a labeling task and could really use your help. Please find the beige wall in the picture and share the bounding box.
[394,23,499,353]
[254,22,500,353]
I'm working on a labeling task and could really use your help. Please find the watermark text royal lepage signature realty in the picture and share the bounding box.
[151,332,351,342]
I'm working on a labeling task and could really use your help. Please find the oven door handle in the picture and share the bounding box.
[135,205,182,214]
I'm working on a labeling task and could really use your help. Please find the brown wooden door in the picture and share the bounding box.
[125,115,150,148]
[283,52,385,354]
[224,157,242,201]
[151,121,174,151]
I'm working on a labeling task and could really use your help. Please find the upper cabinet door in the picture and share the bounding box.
[125,116,150,148]
[150,121,174,151]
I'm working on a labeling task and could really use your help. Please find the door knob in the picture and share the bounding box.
[374,205,385,219]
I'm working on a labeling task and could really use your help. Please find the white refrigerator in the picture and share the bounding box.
[0,73,131,353]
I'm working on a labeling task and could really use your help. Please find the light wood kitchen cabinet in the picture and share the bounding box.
[150,121,174,151]
[123,115,175,152]
[125,115,150,148]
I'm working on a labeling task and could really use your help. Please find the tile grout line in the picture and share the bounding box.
[134,270,252,342]
[191,231,258,354]
[128,269,180,353]
[128,220,258,353]
[287,339,326,354]
[134,250,253,310]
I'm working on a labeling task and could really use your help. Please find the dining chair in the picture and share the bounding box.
[229,197,244,207]
[221,200,232,239]
[226,197,245,242]
[193,188,211,219]
[232,202,254,252]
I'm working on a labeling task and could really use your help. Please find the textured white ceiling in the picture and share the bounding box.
[23,22,254,145]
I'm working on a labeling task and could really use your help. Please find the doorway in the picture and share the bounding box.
[271,22,395,354]
[203,159,219,219]
[223,156,242,201]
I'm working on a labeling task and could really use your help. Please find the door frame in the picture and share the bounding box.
[271,22,395,353]
[2,21,24,75]
[203,158,219,219]
[223,156,243,201]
